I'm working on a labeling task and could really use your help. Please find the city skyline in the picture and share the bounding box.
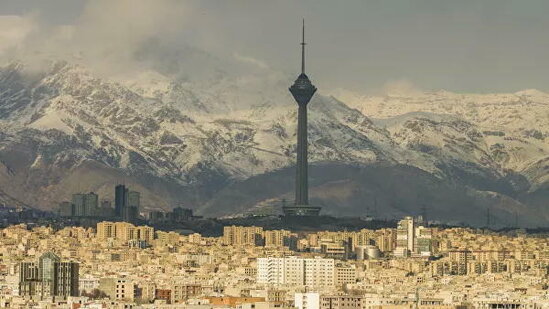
[0,1,547,308]
[0,217,547,307]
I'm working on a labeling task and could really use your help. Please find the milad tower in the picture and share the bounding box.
[282,20,321,217]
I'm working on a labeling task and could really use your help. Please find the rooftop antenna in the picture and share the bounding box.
[301,18,306,74]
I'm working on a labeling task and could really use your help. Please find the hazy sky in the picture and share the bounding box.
[1,0,549,93]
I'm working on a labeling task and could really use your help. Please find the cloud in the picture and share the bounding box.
[4,0,549,93]
[0,0,204,78]
[0,15,34,53]
[233,53,269,70]
[382,80,423,97]
[0,0,283,84]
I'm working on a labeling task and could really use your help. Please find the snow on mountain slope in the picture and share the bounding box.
[0,61,547,226]
[332,88,549,187]
[0,62,407,187]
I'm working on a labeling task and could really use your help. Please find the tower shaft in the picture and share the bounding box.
[295,104,308,205]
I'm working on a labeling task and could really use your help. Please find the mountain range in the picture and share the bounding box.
[0,61,547,227]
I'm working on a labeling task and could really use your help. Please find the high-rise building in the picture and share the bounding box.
[18,262,39,296]
[376,229,396,253]
[115,185,140,222]
[393,217,433,258]
[19,252,79,299]
[126,191,140,222]
[101,200,112,209]
[55,262,80,298]
[71,193,98,217]
[72,194,86,217]
[115,184,128,217]
[283,20,321,217]
[122,205,138,223]
[58,201,73,217]
[128,191,140,210]
[394,216,415,257]
[38,251,59,296]
[415,226,433,256]
[98,200,115,218]
[172,207,193,222]
[84,192,98,216]
[149,210,165,224]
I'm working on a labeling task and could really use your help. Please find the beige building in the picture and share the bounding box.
[321,295,363,309]
[99,277,134,301]
[223,226,264,246]
[264,230,292,247]
[335,263,357,287]
[135,281,156,302]
[96,221,154,243]
[96,222,116,239]
[171,283,202,303]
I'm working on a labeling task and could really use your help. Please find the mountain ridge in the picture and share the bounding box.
[0,61,547,227]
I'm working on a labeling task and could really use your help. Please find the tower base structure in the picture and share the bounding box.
[282,204,321,216]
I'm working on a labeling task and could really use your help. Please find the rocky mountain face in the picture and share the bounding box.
[0,61,547,227]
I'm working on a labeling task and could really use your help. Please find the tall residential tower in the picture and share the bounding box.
[19,252,79,299]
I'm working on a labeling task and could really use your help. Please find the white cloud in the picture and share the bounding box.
[382,80,423,97]
[0,15,34,53]
[3,1,549,92]
[233,53,269,69]
[0,0,196,77]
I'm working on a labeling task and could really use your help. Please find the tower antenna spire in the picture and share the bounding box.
[301,18,306,74]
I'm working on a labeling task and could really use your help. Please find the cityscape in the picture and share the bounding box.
[0,1,548,309]
[0,218,547,308]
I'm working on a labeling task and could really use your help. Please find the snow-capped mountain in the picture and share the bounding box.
[331,88,549,189]
[0,61,547,227]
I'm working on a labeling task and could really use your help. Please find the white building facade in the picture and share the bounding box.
[257,256,335,287]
